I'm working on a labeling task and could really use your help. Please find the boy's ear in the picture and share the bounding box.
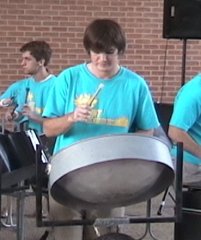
[39,59,45,66]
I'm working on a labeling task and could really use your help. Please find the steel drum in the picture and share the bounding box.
[49,134,175,209]
[0,130,48,189]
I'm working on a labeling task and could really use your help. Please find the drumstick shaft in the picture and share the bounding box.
[25,87,30,104]
[11,103,19,117]
[89,83,104,106]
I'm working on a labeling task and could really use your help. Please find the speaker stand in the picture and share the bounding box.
[181,39,187,87]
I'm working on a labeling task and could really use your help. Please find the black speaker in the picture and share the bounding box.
[163,0,201,39]
[181,190,201,240]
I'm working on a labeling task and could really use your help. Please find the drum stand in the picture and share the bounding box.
[0,121,29,231]
[33,142,183,240]
[0,175,32,240]
[131,199,158,240]
[1,195,16,228]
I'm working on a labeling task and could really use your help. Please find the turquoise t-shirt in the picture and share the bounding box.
[17,74,57,134]
[0,79,29,102]
[43,63,159,154]
[1,75,56,134]
[170,74,201,165]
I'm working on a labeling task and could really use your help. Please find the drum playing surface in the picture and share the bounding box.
[49,134,174,209]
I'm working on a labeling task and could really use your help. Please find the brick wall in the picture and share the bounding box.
[0,0,201,108]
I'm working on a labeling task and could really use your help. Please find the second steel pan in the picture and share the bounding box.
[1,130,48,189]
[49,134,174,210]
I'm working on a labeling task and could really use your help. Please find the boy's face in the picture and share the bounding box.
[20,51,43,75]
[89,48,119,76]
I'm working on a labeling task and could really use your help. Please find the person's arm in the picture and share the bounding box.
[0,98,14,107]
[43,104,92,137]
[135,129,154,136]
[43,113,75,137]
[21,105,44,124]
[168,125,201,159]
[4,108,18,121]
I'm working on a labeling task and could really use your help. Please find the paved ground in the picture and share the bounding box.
[0,189,176,240]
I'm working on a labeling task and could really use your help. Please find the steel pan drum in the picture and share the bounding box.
[49,134,174,209]
[0,130,48,189]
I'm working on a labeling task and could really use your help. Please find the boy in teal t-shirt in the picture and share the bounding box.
[42,18,160,240]
[169,73,201,184]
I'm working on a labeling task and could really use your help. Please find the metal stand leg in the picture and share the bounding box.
[157,188,169,216]
[133,199,159,240]
[81,210,87,240]
[157,187,176,216]
[1,196,16,228]
[16,190,26,240]
[174,142,183,240]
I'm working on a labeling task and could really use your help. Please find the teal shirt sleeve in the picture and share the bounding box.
[43,70,69,118]
[135,80,159,130]
[0,82,20,102]
[170,75,201,131]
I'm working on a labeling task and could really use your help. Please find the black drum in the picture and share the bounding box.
[0,134,12,173]
[0,130,49,188]
[181,189,201,240]
[0,132,35,172]
[0,127,11,174]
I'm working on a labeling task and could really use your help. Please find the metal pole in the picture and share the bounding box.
[174,142,183,240]
[181,39,187,87]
